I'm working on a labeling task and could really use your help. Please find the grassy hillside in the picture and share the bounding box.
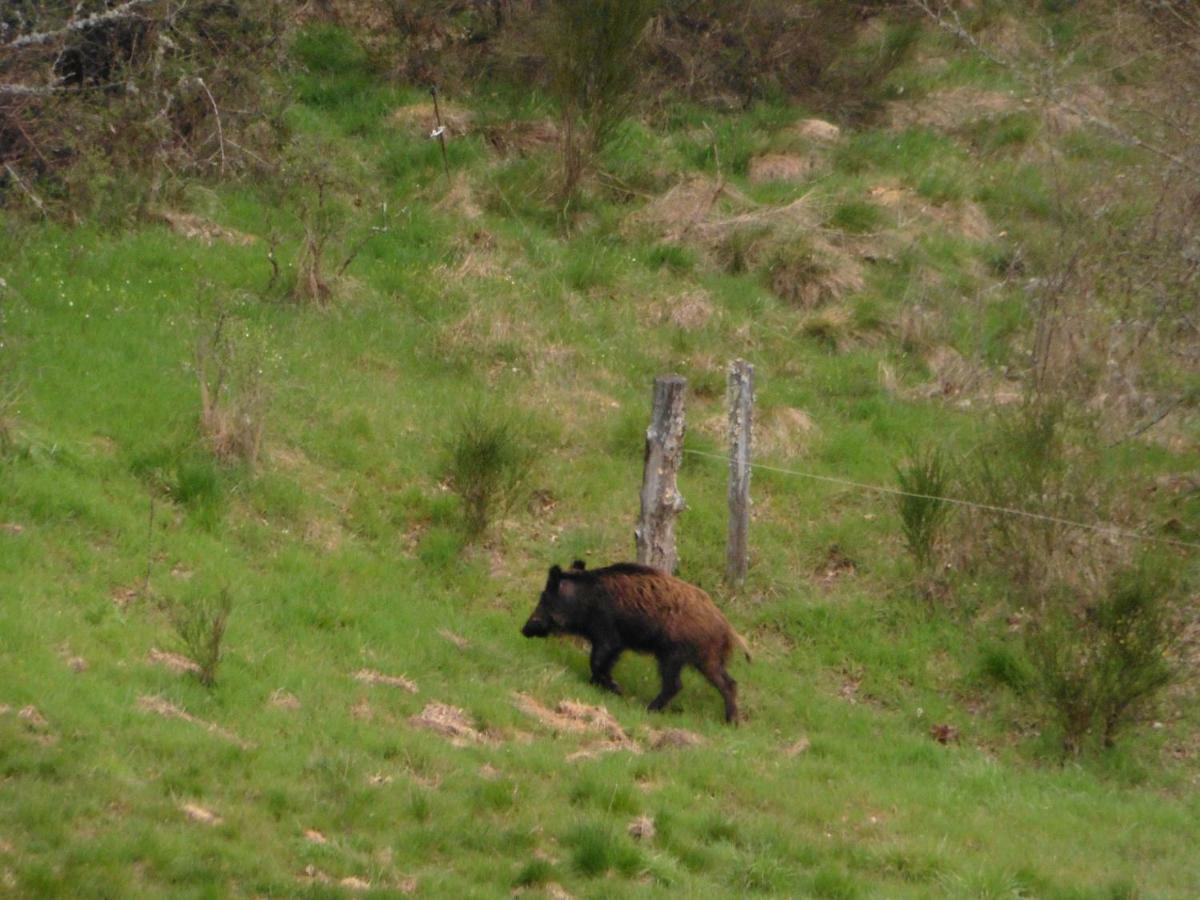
[2,5,1199,897]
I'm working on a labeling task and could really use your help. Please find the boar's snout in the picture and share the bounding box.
[522,612,551,638]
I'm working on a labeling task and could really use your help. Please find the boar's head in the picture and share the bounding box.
[521,564,580,638]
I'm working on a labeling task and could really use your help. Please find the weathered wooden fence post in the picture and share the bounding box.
[725,359,754,585]
[637,375,687,573]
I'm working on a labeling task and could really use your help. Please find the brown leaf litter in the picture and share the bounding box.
[354,669,418,693]
[136,695,252,749]
[148,648,201,676]
[156,210,256,247]
[180,803,222,826]
[304,829,328,845]
[409,702,499,747]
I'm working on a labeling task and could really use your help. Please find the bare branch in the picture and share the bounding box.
[194,77,226,176]
[906,0,1200,177]
[4,0,162,51]
[0,83,66,97]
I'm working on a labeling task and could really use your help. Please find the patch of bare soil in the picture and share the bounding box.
[748,153,821,184]
[180,803,222,826]
[136,695,252,749]
[409,702,499,747]
[0,522,23,534]
[156,210,256,247]
[148,648,201,676]
[354,669,418,693]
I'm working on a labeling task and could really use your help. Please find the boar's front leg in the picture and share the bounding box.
[588,640,623,694]
[648,653,684,712]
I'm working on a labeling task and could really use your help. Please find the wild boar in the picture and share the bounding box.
[521,561,750,723]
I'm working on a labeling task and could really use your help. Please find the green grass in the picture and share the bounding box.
[1,14,1198,899]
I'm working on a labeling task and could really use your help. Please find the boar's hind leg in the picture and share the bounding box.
[648,654,685,712]
[698,659,739,724]
[589,642,623,694]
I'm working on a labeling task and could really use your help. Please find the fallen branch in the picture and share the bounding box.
[4,0,162,51]
[3,163,46,215]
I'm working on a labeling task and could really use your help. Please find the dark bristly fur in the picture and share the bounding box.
[521,561,750,723]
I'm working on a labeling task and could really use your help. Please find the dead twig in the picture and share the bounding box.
[194,77,226,177]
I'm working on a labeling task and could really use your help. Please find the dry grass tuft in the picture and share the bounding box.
[768,239,865,310]
[627,815,656,841]
[148,648,202,676]
[514,692,642,759]
[790,118,842,143]
[436,173,483,220]
[136,694,252,748]
[481,118,560,156]
[180,803,222,826]
[409,702,497,747]
[640,290,717,331]
[748,153,821,184]
[156,211,256,247]
[392,102,473,138]
[646,727,705,750]
[268,689,301,710]
[887,87,1019,131]
[354,669,419,693]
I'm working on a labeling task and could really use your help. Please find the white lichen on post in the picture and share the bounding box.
[725,359,754,585]
[636,375,687,574]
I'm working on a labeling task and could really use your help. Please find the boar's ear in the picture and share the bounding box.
[547,564,563,590]
[570,559,586,571]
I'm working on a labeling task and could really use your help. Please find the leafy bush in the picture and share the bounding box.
[540,0,658,198]
[194,298,271,466]
[443,405,535,540]
[1026,564,1179,754]
[169,588,233,688]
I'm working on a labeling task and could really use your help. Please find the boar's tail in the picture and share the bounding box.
[734,630,752,663]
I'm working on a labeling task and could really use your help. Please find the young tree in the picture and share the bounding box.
[543,0,658,201]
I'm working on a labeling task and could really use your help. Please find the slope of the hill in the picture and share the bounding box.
[1,6,1198,898]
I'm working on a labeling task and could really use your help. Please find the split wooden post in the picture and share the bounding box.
[725,359,754,585]
[636,375,687,574]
